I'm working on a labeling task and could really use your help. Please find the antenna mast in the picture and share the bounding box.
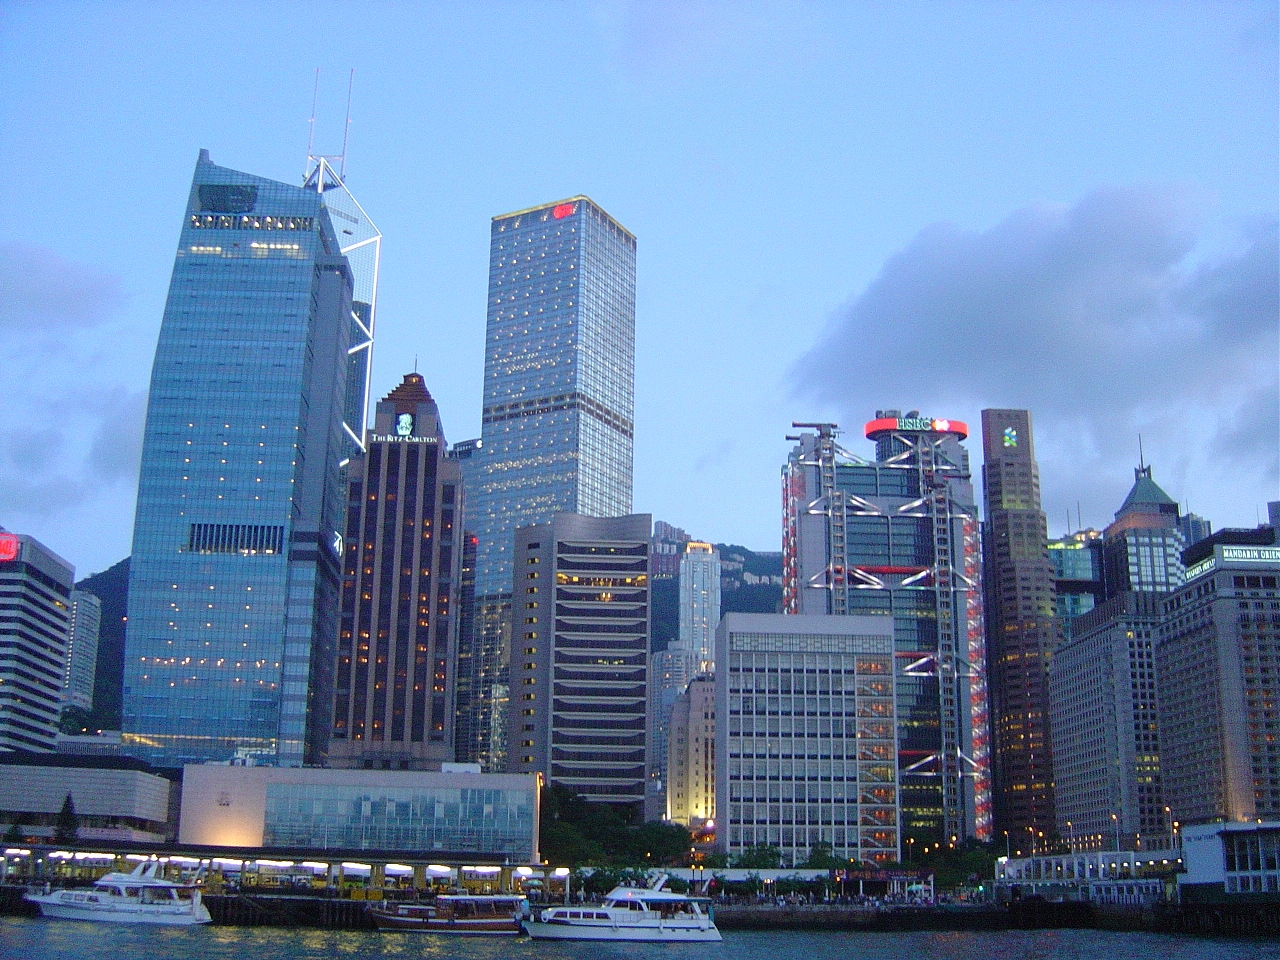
[306,68,319,179]
[341,69,354,180]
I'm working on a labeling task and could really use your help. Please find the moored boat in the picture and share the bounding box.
[524,875,721,942]
[368,893,528,934]
[25,860,211,925]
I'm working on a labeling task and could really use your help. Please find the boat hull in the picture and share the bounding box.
[524,919,722,942]
[27,895,211,925]
[370,912,522,935]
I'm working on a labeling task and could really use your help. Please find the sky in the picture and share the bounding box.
[0,1,1276,579]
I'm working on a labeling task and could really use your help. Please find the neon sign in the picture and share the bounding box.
[1002,428,1017,448]
[0,534,18,563]
[552,203,577,219]
[864,417,968,439]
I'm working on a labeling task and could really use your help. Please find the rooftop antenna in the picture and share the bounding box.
[1077,500,1083,532]
[305,68,319,179]
[340,68,354,180]
[1138,434,1145,471]
[414,354,419,373]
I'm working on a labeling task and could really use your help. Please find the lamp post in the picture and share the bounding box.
[1003,830,1010,859]
[1111,813,1121,853]
[1065,821,1073,854]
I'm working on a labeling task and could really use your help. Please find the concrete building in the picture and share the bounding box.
[458,197,636,772]
[980,409,1061,841]
[667,675,715,826]
[1180,821,1280,902]
[179,763,538,861]
[1047,528,1103,644]
[0,752,172,843]
[783,418,990,844]
[1050,592,1167,852]
[62,590,101,712]
[716,613,898,865]
[0,532,74,752]
[124,151,378,767]
[1101,465,1185,597]
[506,513,650,806]
[330,374,464,770]
[1157,527,1280,825]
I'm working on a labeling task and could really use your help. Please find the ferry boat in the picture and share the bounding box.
[524,875,721,942]
[368,893,529,934]
[25,860,211,925]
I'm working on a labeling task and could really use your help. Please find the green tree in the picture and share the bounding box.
[731,844,781,869]
[3,817,25,844]
[54,794,79,843]
[801,840,845,870]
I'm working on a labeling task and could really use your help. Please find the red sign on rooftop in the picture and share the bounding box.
[552,203,577,219]
[0,534,19,563]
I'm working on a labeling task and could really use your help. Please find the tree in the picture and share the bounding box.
[801,840,845,870]
[3,817,25,844]
[731,844,781,869]
[54,794,79,843]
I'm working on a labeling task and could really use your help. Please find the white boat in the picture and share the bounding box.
[524,874,721,942]
[25,860,212,925]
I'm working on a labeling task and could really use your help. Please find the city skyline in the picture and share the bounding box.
[1,3,1277,578]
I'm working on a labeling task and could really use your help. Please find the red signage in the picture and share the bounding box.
[864,417,968,439]
[552,203,577,219]
[0,534,19,563]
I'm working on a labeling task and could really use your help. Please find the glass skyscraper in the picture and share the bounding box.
[459,197,636,769]
[123,151,377,768]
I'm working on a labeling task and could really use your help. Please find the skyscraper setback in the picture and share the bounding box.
[123,151,378,767]
[979,409,1060,840]
[458,197,637,769]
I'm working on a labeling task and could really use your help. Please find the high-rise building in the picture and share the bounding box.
[1178,513,1213,549]
[330,374,463,769]
[1158,527,1280,824]
[0,532,73,751]
[1049,592,1165,851]
[1101,465,1185,597]
[679,542,721,671]
[980,409,1061,841]
[667,675,715,826]
[507,513,650,805]
[715,613,898,865]
[1047,529,1103,644]
[123,151,376,767]
[63,590,102,712]
[782,417,990,844]
[460,197,636,770]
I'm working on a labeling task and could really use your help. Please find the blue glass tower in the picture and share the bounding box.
[123,150,375,767]
[459,197,636,768]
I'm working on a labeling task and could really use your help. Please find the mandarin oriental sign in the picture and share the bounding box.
[1221,546,1280,565]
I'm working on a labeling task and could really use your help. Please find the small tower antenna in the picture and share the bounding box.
[1138,434,1145,471]
[1077,500,1083,532]
[340,68,354,179]
[306,68,319,178]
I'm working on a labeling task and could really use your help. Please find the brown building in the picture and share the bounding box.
[329,374,463,769]
[980,409,1061,841]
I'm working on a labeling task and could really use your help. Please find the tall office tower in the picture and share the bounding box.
[330,374,463,769]
[1047,529,1103,644]
[679,542,721,671]
[1100,465,1185,597]
[979,409,1061,841]
[651,521,691,580]
[1158,527,1280,824]
[507,514,650,806]
[63,590,102,712]
[462,197,637,770]
[124,151,374,767]
[667,675,715,826]
[715,613,898,865]
[1178,513,1213,550]
[1049,592,1165,851]
[0,533,73,751]
[782,418,991,844]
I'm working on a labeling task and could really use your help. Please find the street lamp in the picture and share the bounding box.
[1065,821,1072,854]
[1003,830,1010,859]
[1111,813,1121,853]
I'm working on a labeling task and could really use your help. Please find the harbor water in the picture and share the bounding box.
[2,918,1276,960]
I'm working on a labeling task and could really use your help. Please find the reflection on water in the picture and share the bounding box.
[1,918,1276,960]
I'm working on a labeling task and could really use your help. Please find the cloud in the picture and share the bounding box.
[790,185,1279,530]
[0,241,124,330]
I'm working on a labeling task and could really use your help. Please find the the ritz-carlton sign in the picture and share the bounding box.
[370,434,437,444]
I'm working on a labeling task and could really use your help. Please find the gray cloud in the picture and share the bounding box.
[790,186,1279,530]
[0,241,124,330]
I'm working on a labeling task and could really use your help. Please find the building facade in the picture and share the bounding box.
[980,409,1061,840]
[1049,592,1166,851]
[63,590,102,712]
[716,613,898,865]
[330,374,464,769]
[506,513,650,806]
[667,675,715,826]
[1157,528,1280,825]
[459,197,637,771]
[679,542,721,671]
[124,151,375,767]
[782,418,990,844]
[0,533,73,752]
[1101,465,1185,597]
[1047,529,1103,644]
